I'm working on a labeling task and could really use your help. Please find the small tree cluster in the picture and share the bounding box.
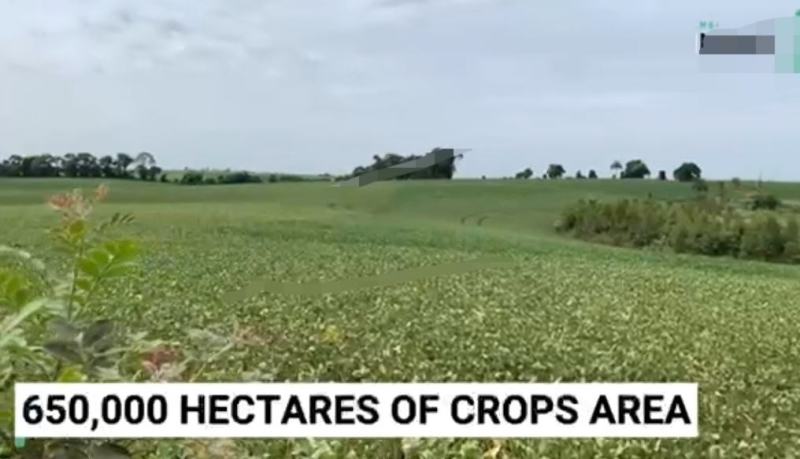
[556,197,800,263]
[620,160,650,179]
[515,168,534,179]
[547,164,566,179]
[674,162,702,182]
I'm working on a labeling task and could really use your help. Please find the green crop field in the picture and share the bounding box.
[3,177,800,457]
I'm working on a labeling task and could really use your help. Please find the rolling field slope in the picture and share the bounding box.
[3,178,800,457]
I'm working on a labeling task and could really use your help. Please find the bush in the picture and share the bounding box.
[0,186,254,457]
[218,171,263,184]
[740,215,785,260]
[179,171,264,185]
[180,171,204,185]
[748,192,781,210]
[783,218,800,260]
[557,199,666,247]
[692,179,709,194]
[558,196,800,264]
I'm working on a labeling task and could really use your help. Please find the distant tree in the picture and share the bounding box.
[658,170,667,181]
[180,171,204,185]
[74,153,101,177]
[575,170,585,179]
[99,155,116,178]
[147,166,163,181]
[610,161,623,178]
[135,165,149,181]
[515,167,534,179]
[481,175,486,180]
[60,153,77,177]
[219,171,263,184]
[159,173,169,183]
[731,177,742,188]
[621,160,650,179]
[115,153,134,178]
[5,155,23,176]
[673,162,702,182]
[134,151,156,168]
[20,156,35,177]
[27,154,59,177]
[588,170,598,179]
[547,164,566,179]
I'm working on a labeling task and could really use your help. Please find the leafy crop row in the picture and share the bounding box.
[3,180,800,457]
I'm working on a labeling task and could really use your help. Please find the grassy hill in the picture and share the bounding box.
[3,177,800,457]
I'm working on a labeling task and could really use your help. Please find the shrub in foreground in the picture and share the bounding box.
[0,186,254,457]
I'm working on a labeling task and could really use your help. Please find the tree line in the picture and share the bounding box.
[557,190,798,264]
[0,152,163,180]
[512,160,704,182]
[176,170,332,185]
[2,151,707,185]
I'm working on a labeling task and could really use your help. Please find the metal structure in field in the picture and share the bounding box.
[340,148,468,187]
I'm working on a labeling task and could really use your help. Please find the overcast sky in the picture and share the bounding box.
[1,0,799,179]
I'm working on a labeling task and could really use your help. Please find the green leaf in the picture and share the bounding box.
[89,249,112,267]
[75,278,92,292]
[0,299,47,337]
[77,258,100,278]
[97,213,135,234]
[101,265,135,279]
[43,340,82,363]
[57,365,86,383]
[105,240,139,263]
[0,269,35,310]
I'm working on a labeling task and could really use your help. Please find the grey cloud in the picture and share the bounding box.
[160,18,189,36]
[1,0,799,180]
[375,0,434,7]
